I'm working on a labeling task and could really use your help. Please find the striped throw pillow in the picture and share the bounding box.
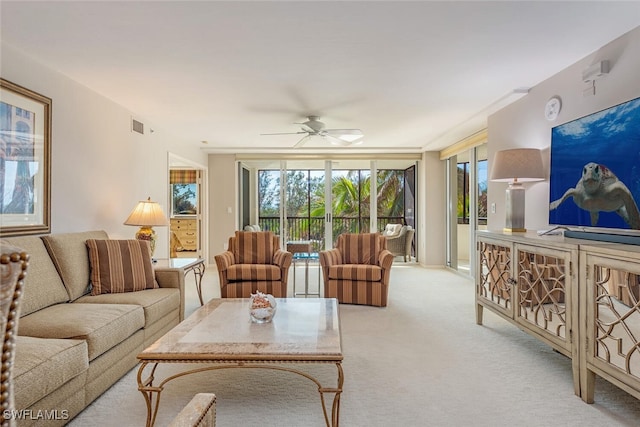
[86,239,158,295]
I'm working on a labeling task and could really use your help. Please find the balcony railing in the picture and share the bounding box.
[258,216,405,251]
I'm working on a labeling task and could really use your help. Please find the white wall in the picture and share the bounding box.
[418,152,446,265]
[208,155,237,261]
[1,43,208,257]
[487,26,640,232]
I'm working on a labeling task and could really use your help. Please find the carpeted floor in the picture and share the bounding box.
[69,263,640,426]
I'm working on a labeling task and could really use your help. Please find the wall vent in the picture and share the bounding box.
[132,118,144,135]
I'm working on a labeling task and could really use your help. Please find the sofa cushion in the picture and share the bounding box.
[86,239,158,295]
[42,230,109,301]
[14,336,88,410]
[328,264,383,281]
[75,288,180,328]
[227,264,282,281]
[18,303,144,361]
[3,236,69,316]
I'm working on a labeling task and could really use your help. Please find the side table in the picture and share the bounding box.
[287,241,320,298]
[292,252,321,298]
[154,258,207,305]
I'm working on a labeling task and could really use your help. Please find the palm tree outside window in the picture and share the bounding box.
[258,167,409,249]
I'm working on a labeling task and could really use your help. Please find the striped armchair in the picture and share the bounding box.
[214,231,292,298]
[320,233,394,307]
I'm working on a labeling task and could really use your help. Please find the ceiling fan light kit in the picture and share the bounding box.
[261,116,363,148]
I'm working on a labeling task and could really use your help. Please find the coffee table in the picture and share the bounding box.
[137,298,343,426]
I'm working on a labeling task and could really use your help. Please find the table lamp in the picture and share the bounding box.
[490,148,544,232]
[124,197,169,256]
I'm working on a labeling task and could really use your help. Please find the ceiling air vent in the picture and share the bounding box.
[131,118,144,135]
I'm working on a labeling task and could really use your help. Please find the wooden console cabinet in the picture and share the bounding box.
[171,218,198,251]
[579,243,640,403]
[476,231,640,404]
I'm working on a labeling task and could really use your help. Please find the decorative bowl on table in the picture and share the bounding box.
[249,291,277,323]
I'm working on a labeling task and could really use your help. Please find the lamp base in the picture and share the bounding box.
[504,182,526,232]
[135,226,157,256]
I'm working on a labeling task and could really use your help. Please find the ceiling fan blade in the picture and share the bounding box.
[324,129,363,135]
[324,129,364,143]
[324,129,363,138]
[260,131,308,136]
[293,134,312,148]
[325,134,353,146]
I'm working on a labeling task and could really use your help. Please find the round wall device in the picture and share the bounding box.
[545,96,562,121]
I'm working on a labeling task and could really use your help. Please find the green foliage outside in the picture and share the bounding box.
[258,168,406,239]
[457,160,488,223]
[172,184,197,214]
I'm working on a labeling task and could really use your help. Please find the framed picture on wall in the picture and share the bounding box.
[0,78,51,236]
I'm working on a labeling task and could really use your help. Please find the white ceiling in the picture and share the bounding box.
[2,1,639,154]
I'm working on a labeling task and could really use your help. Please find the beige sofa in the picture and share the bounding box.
[3,231,185,426]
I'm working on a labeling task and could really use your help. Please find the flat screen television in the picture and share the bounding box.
[549,96,640,237]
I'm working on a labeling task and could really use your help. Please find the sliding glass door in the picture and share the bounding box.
[331,168,369,237]
[246,158,418,257]
[282,160,327,252]
[445,143,487,277]
[257,168,282,235]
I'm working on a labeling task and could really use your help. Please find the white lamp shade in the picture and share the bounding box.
[490,148,545,182]
[124,197,169,227]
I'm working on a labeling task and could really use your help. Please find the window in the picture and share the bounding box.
[457,160,487,225]
[257,170,281,234]
[170,170,198,216]
[171,183,197,216]
[258,167,411,238]
[477,159,488,224]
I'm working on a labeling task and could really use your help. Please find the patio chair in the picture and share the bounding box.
[320,233,394,307]
[384,225,414,262]
[214,231,292,298]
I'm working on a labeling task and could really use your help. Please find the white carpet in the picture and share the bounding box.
[69,264,640,426]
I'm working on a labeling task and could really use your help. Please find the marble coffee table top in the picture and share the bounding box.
[139,298,342,362]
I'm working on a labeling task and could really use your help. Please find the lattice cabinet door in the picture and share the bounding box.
[580,246,640,404]
[476,236,514,324]
[514,244,579,396]
[514,244,576,351]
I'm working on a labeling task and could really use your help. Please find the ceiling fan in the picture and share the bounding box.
[261,116,363,148]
